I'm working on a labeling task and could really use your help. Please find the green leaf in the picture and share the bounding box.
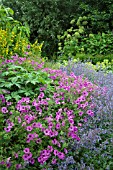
[11,92,21,100]
[4,82,13,88]
[1,71,9,76]
[62,142,68,148]
[8,8,14,15]
[5,95,12,101]
[0,83,5,87]
[31,79,38,85]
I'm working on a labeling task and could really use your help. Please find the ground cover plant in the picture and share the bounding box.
[0,55,104,169]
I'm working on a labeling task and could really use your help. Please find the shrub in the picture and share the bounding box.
[57,16,88,61]
[57,16,113,62]
[0,5,43,59]
[81,32,113,55]
[75,53,113,64]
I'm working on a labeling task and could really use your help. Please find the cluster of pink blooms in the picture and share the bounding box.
[0,94,5,103]
[0,54,44,70]
[0,65,99,169]
[22,148,35,164]
[38,146,67,165]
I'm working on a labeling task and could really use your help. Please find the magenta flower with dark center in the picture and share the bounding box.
[1,107,8,113]
[44,129,50,136]
[57,152,65,160]
[6,162,11,168]
[14,153,18,158]
[24,148,30,153]
[68,119,74,125]
[49,131,54,137]
[54,149,59,156]
[56,123,61,130]
[52,139,58,145]
[87,110,94,117]
[27,134,33,139]
[26,139,31,143]
[37,156,43,163]
[6,101,12,106]
[79,111,84,116]
[4,127,11,132]
[22,154,29,161]
[47,145,53,152]
[32,122,37,128]
[29,158,35,164]
[51,158,57,164]
[27,152,32,159]
[27,44,30,49]
[26,126,33,132]
[48,122,53,128]
[36,138,42,144]
[16,164,22,169]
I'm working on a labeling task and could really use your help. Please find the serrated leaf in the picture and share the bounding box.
[4,82,13,88]
[5,95,12,101]
[31,79,38,85]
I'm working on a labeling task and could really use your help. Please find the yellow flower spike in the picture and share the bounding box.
[10,52,13,55]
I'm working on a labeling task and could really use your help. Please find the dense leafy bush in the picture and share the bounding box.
[0,5,43,58]
[75,53,113,64]
[85,59,113,73]
[0,5,29,58]
[81,32,113,55]
[58,17,113,62]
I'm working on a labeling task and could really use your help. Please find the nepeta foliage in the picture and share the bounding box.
[59,60,113,169]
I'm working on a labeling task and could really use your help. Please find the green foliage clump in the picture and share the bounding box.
[58,16,113,62]
[0,5,43,59]
[75,53,113,65]
[1,0,83,58]
[57,16,89,61]
[0,56,50,101]
[2,0,113,58]
[0,5,30,58]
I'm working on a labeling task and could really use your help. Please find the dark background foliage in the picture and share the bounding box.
[2,0,113,58]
